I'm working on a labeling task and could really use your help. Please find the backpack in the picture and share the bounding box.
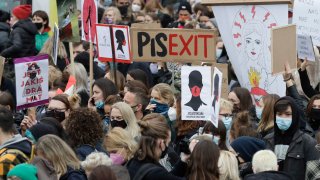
[0,145,35,164]
[133,163,161,180]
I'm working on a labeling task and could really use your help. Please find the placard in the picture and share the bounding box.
[57,0,80,42]
[297,34,315,62]
[131,23,161,28]
[212,5,288,98]
[211,67,222,127]
[14,55,49,110]
[131,28,216,62]
[53,23,59,65]
[181,66,211,121]
[81,0,98,42]
[271,24,297,75]
[96,24,113,62]
[112,25,131,63]
[292,0,320,46]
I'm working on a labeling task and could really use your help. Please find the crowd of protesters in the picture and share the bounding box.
[0,0,320,180]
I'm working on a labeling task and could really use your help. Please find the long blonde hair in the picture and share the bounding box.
[39,36,68,58]
[105,7,122,24]
[218,150,240,180]
[36,135,80,175]
[111,102,140,138]
[65,62,89,93]
[104,127,138,161]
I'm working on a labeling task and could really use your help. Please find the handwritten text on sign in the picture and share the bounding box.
[131,28,216,62]
[293,0,320,46]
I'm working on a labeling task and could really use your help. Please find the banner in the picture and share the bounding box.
[57,0,80,42]
[14,55,49,110]
[297,34,315,62]
[32,0,58,36]
[212,5,288,100]
[293,0,320,46]
[181,66,211,121]
[81,0,98,42]
[131,28,216,62]
[211,67,222,127]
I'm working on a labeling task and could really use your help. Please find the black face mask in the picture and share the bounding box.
[30,72,37,79]
[160,144,169,159]
[310,108,320,120]
[34,22,43,30]
[46,110,66,122]
[118,6,129,16]
[110,120,127,129]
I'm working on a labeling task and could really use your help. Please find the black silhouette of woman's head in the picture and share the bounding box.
[115,30,126,53]
[213,74,219,96]
[188,70,203,97]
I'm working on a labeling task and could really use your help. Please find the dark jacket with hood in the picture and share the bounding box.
[264,96,320,180]
[244,171,293,180]
[0,22,10,52]
[1,19,37,58]
[59,166,87,180]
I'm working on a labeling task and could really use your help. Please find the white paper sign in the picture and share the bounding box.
[293,0,320,46]
[181,66,211,121]
[112,25,131,63]
[212,5,288,102]
[81,0,98,42]
[96,24,113,62]
[211,67,222,127]
[297,34,315,61]
[14,55,49,110]
[53,23,59,65]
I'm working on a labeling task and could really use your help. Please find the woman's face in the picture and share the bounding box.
[245,31,262,60]
[103,10,115,23]
[92,85,104,102]
[151,89,166,104]
[312,99,320,109]
[145,15,154,23]
[48,99,70,119]
[228,92,240,109]
[276,106,292,119]
[110,108,124,121]
[132,0,141,6]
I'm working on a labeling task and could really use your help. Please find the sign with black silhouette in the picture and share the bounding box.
[131,28,217,62]
[96,24,113,62]
[14,55,49,110]
[181,66,211,121]
[211,67,223,127]
[81,0,98,42]
[112,25,131,63]
[57,0,80,42]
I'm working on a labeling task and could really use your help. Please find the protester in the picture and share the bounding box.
[103,7,123,24]
[7,163,38,180]
[168,1,192,28]
[89,165,117,180]
[45,94,72,126]
[109,165,131,180]
[32,10,50,52]
[105,70,126,91]
[228,87,256,117]
[229,111,258,143]
[126,69,150,88]
[74,52,105,79]
[218,150,240,180]
[81,152,113,177]
[306,94,320,131]
[0,10,10,53]
[202,120,228,150]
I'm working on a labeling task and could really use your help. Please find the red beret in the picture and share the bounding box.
[12,5,32,20]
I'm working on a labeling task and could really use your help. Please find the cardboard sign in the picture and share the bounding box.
[271,24,297,75]
[181,66,211,121]
[131,28,216,62]
[57,0,80,42]
[212,4,287,97]
[297,34,315,62]
[293,0,320,46]
[211,67,223,127]
[0,56,4,86]
[81,0,98,42]
[96,24,113,62]
[14,55,49,110]
[53,23,59,65]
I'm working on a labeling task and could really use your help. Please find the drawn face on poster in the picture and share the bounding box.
[213,5,288,102]
[81,0,97,42]
[181,66,211,121]
[112,26,131,62]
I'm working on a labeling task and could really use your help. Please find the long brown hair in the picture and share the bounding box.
[257,94,280,133]
[135,113,169,162]
[187,140,220,180]
[203,121,228,151]
[306,94,320,117]
[230,111,257,140]
[232,87,253,111]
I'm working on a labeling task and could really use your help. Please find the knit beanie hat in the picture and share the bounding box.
[178,1,192,15]
[29,123,59,141]
[12,5,32,20]
[230,136,266,162]
[7,163,38,180]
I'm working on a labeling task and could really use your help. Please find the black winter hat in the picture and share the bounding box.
[29,123,59,141]
[231,136,266,162]
[0,10,10,23]
[178,1,192,15]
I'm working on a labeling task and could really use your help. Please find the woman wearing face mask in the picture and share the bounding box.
[110,102,140,139]
[256,94,280,138]
[102,7,123,24]
[264,96,320,180]
[46,94,72,127]
[126,113,187,180]
[88,78,118,118]
[131,0,145,18]
[104,127,138,165]
[65,108,106,161]
[202,121,228,151]
[306,94,320,131]
[32,10,51,53]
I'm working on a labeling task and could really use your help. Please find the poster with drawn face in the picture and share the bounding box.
[112,25,131,63]
[211,67,222,127]
[181,66,211,121]
[96,24,113,62]
[212,5,288,105]
[14,55,49,110]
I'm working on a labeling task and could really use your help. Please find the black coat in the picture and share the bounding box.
[244,171,293,180]
[1,19,37,58]
[264,130,320,180]
[0,22,10,52]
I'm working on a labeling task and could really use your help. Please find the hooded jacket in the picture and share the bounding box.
[0,22,10,52]
[1,19,37,58]
[0,134,33,178]
[264,96,320,180]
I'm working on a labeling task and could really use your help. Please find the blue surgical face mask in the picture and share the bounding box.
[276,116,292,131]
[222,116,232,131]
[213,135,220,145]
[150,98,169,114]
[216,48,223,59]
[95,101,104,109]
[256,107,263,121]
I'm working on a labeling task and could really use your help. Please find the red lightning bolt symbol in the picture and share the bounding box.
[263,12,270,22]
[268,23,277,28]
[233,33,241,38]
[234,22,242,29]
[251,6,256,19]
[239,12,246,23]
